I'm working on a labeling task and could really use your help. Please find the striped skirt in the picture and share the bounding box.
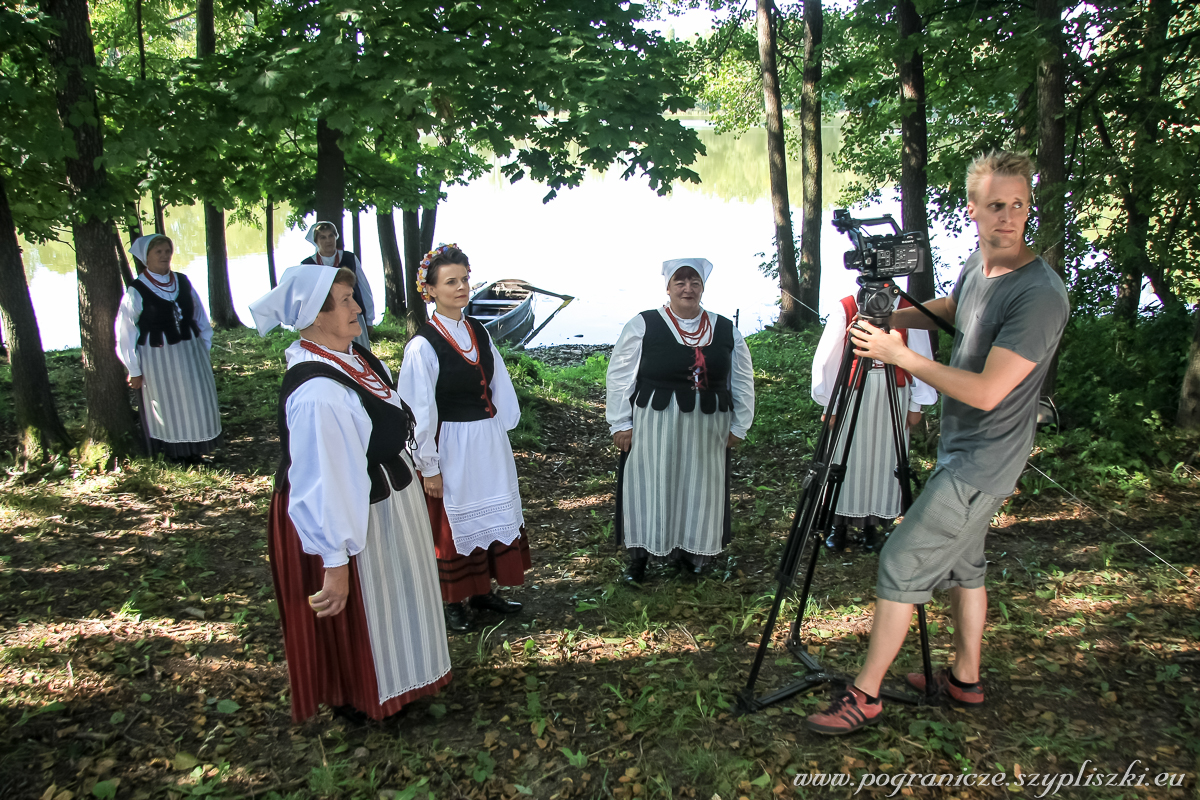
[137,337,221,452]
[269,458,452,723]
[615,396,732,557]
[830,371,912,520]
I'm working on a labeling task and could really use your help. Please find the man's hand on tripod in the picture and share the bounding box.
[850,319,909,366]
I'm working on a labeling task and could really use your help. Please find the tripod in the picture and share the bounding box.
[735,276,956,715]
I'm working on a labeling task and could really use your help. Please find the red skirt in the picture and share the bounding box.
[268,492,452,723]
[424,492,532,603]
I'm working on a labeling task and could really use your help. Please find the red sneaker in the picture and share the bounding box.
[906,668,985,706]
[804,686,882,735]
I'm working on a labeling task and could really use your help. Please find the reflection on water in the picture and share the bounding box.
[19,123,976,351]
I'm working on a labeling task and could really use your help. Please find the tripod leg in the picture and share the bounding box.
[786,516,825,647]
[916,605,938,702]
[738,348,872,712]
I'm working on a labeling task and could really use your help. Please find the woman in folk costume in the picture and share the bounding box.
[301,220,374,351]
[115,234,222,461]
[397,245,530,633]
[606,258,756,583]
[248,264,450,724]
[810,293,937,552]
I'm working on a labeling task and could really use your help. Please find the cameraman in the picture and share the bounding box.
[805,151,1070,735]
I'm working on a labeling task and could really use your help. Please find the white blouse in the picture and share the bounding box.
[397,312,524,556]
[283,339,405,568]
[397,312,521,477]
[114,272,214,378]
[810,299,938,411]
[606,307,756,438]
[313,251,375,324]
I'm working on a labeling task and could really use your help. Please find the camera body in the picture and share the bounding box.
[832,209,927,279]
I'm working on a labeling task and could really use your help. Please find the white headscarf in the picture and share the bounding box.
[130,234,168,265]
[662,258,713,289]
[248,264,337,336]
[304,221,339,247]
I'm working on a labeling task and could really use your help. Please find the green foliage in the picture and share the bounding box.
[742,327,824,451]
[1040,311,1194,484]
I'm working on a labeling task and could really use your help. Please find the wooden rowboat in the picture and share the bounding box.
[467,279,536,345]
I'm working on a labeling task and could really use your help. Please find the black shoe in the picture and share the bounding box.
[624,557,648,585]
[676,559,703,579]
[332,705,370,725]
[469,592,522,614]
[824,525,848,552]
[444,602,472,632]
[862,525,884,553]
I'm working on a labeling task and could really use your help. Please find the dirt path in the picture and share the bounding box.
[1,345,1197,800]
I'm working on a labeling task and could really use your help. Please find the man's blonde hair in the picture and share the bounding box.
[966,151,1034,201]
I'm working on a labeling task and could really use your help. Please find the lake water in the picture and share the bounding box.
[19,123,978,351]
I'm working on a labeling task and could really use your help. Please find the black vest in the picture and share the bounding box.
[633,310,735,414]
[132,273,201,347]
[274,343,414,504]
[301,252,368,314]
[414,317,497,422]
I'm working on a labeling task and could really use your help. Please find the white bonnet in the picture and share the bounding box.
[248,264,337,336]
[130,234,169,265]
[662,258,713,289]
[304,220,339,246]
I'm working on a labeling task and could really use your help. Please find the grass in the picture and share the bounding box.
[1,325,1198,799]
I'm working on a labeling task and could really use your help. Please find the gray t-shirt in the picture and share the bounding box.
[938,252,1070,496]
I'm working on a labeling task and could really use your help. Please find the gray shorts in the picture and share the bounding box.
[876,467,1007,604]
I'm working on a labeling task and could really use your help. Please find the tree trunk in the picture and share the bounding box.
[797,0,822,329]
[351,209,361,261]
[204,203,240,328]
[377,208,406,320]
[1114,0,1172,321]
[266,198,277,288]
[135,0,146,79]
[897,0,935,305]
[1036,0,1067,396]
[402,209,427,336]
[45,0,134,457]
[195,0,238,328]
[113,227,135,286]
[196,0,215,56]
[757,0,803,330]
[1178,306,1200,429]
[125,201,142,249]
[0,174,73,465]
[315,117,345,240]
[152,191,165,233]
[420,201,438,254]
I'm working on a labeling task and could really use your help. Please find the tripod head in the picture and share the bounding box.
[855,277,902,330]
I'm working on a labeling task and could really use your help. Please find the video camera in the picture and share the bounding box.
[832,209,927,279]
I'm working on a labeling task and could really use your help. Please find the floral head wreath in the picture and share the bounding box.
[416,243,460,303]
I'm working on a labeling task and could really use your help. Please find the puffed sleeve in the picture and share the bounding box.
[730,327,755,438]
[285,382,374,568]
[397,335,442,476]
[190,282,214,352]
[115,287,143,377]
[487,336,522,431]
[605,314,646,435]
[906,328,937,410]
[811,307,848,408]
[352,253,375,324]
